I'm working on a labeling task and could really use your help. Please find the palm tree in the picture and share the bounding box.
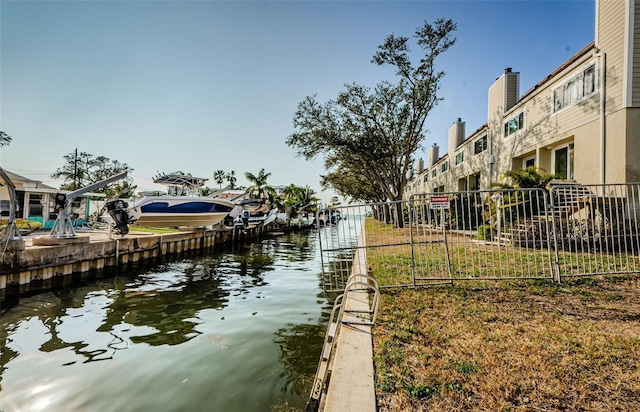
[297,185,320,212]
[282,184,299,198]
[280,184,300,213]
[282,184,301,209]
[107,180,137,199]
[200,186,214,196]
[244,168,277,200]
[225,170,237,189]
[279,184,321,214]
[213,170,226,190]
[485,166,560,224]
[502,166,559,189]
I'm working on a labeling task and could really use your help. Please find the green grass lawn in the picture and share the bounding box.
[373,277,640,411]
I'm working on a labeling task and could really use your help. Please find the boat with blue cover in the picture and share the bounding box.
[106,174,234,233]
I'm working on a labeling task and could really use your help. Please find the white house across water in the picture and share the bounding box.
[0,169,103,229]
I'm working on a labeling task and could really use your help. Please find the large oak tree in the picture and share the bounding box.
[287,18,456,208]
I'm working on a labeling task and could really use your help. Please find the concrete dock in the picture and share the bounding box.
[0,225,270,307]
[322,226,377,412]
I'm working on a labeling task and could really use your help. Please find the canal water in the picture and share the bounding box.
[0,229,334,412]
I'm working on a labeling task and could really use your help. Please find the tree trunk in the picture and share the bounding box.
[383,204,392,224]
[393,201,405,228]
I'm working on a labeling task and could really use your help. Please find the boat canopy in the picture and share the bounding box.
[153,174,208,187]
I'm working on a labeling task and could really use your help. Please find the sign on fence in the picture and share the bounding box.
[430,195,450,209]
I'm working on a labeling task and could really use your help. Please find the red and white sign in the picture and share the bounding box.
[430,195,450,209]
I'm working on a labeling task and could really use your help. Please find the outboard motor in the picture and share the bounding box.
[106,199,130,235]
[53,193,68,211]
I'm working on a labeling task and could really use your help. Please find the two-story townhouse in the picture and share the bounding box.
[406,0,640,197]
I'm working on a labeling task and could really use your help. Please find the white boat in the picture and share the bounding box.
[229,198,278,228]
[249,208,278,227]
[127,195,234,227]
[106,174,234,233]
[290,214,315,228]
[317,209,342,226]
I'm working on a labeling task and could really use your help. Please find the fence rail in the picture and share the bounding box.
[550,183,640,277]
[319,183,640,292]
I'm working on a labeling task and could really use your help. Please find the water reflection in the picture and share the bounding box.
[0,230,330,411]
[319,215,365,291]
[0,324,18,390]
[106,264,230,347]
[273,307,330,398]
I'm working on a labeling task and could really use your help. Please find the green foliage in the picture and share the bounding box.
[403,382,443,399]
[208,169,236,191]
[212,170,226,189]
[107,179,136,200]
[287,19,457,203]
[502,166,559,189]
[281,184,319,214]
[200,186,214,196]
[476,224,492,240]
[321,166,386,204]
[244,168,278,201]
[225,170,237,189]
[449,193,481,230]
[0,131,12,147]
[51,149,134,194]
[480,167,560,227]
[452,360,480,377]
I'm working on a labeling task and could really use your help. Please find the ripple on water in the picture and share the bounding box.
[0,230,330,412]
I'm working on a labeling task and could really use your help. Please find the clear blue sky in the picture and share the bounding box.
[0,0,595,204]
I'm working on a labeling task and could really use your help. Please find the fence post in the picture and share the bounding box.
[408,198,416,288]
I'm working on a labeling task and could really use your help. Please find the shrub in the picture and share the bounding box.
[477,225,492,240]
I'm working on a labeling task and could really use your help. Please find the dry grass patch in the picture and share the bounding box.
[374,276,640,411]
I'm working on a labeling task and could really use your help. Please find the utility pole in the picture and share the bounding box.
[73,148,78,190]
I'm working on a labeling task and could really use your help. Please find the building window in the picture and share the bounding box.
[553,64,596,112]
[470,172,481,191]
[28,194,44,217]
[474,135,487,154]
[441,161,449,173]
[455,152,464,165]
[523,156,535,169]
[553,143,574,179]
[432,169,437,178]
[458,178,468,192]
[423,174,428,182]
[504,112,524,137]
[583,65,595,95]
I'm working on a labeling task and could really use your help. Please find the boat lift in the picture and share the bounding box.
[0,166,22,241]
[49,171,128,238]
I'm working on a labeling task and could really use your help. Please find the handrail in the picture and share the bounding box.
[306,293,344,411]
[306,273,380,411]
[342,277,380,326]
